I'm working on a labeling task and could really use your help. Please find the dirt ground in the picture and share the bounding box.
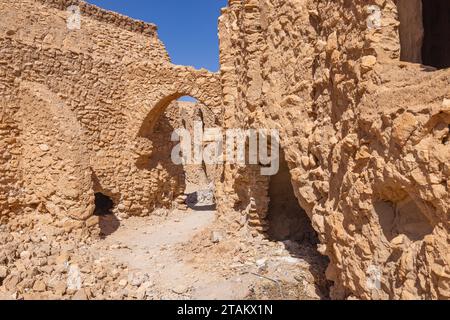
[0,180,329,300]
[90,206,330,300]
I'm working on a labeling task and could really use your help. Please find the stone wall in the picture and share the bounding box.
[0,0,448,301]
[0,0,221,224]
[217,0,450,300]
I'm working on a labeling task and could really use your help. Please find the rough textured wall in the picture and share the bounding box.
[0,0,448,301]
[217,0,449,300]
[0,0,221,224]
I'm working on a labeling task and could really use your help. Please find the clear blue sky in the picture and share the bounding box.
[85,0,227,72]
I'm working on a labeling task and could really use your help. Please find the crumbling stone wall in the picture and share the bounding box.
[0,0,448,301]
[217,0,449,300]
[0,0,221,224]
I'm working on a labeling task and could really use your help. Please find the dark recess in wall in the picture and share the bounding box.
[422,0,450,69]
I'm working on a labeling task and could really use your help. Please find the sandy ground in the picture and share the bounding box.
[92,210,257,299]
[0,185,329,300]
[90,207,329,300]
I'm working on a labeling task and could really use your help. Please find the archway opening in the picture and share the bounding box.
[94,192,120,238]
[138,95,218,211]
[266,153,319,244]
[397,0,450,69]
[180,98,217,211]
[263,152,330,298]
[94,192,114,216]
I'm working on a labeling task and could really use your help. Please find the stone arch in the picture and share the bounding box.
[138,91,205,138]
[243,147,320,243]
[266,149,318,242]
[114,63,222,216]
[124,64,222,140]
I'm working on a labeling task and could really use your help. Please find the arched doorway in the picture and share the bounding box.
[137,95,219,212]
[266,151,318,244]
[246,150,331,298]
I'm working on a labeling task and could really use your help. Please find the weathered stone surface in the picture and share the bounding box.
[216,0,449,300]
[0,0,448,301]
[0,0,222,225]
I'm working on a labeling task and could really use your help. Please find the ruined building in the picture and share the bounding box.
[0,0,449,300]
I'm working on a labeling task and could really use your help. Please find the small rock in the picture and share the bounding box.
[136,281,153,300]
[391,234,408,247]
[172,285,188,295]
[38,144,50,152]
[54,281,67,296]
[85,216,99,228]
[62,219,84,232]
[72,289,88,300]
[67,264,82,291]
[361,55,377,71]
[95,268,107,279]
[443,98,450,107]
[211,231,224,244]
[20,251,31,260]
[4,275,20,291]
[118,279,128,287]
[33,280,46,292]
[55,252,70,266]
[256,258,268,269]
[128,272,148,287]
[135,286,147,300]
[110,268,120,280]
[140,281,153,290]
[0,266,8,278]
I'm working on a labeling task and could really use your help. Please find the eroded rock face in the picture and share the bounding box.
[216,0,449,299]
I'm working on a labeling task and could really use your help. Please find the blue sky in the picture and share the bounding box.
[86,0,227,72]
